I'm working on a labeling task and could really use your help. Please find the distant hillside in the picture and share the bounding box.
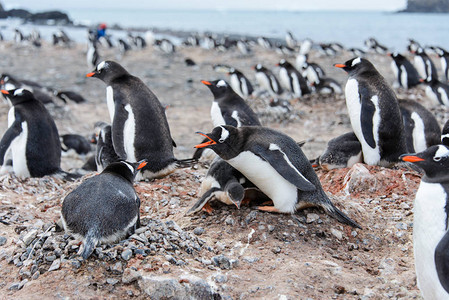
[401,0,449,12]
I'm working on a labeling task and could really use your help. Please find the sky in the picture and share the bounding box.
[2,0,407,11]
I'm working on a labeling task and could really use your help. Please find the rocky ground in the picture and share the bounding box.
[0,38,447,299]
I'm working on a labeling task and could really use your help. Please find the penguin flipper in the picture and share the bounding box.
[0,120,22,165]
[360,92,377,148]
[111,103,128,159]
[172,138,177,148]
[253,145,316,192]
[222,112,239,127]
[435,230,449,293]
[186,187,220,215]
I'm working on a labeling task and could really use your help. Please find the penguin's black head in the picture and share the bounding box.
[277,59,292,68]
[400,145,449,181]
[334,57,375,75]
[94,121,112,144]
[225,181,245,209]
[194,125,240,160]
[103,160,147,182]
[1,88,36,106]
[86,60,129,83]
[201,79,232,98]
[388,52,405,61]
[253,64,266,72]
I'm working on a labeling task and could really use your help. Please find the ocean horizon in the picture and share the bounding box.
[2,9,449,51]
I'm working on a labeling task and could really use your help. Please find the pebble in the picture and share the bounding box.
[395,223,408,230]
[122,268,142,284]
[213,274,228,283]
[306,213,320,224]
[267,225,275,232]
[22,230,38,246]
[212,255,237,270]
[106,278,119,285]
[399,202,410,210]
[193,227,205,236]
[224,216,235,226]
[121,248,133,261]
[245,211,258,224]
[111,262,124,275]
[242,257,259,264]
[9,279,28,290]
[48,259,61,271]
[330,228,343,240]
[272,246,281,254]
[31,271,40,280]
[0,236,7,246]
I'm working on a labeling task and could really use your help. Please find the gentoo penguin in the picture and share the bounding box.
[118,39,132,56]
[194,125,361,228]
[87,40,100,70]
[299,38,313,55]
[61,160,147,260]
[0,73,53,105]
[334,57,407,166]
[0,89,62,178]
[348,48,366,57]
[254,64,283,96]
[442,120,449,146]
[236,39,251,55]
[155,39,176,54]
[94,121,120,172]
[285,31,298,49]
[407,39,421,53]
[413,47,438,81]
[53,90,88,104]
[434,47,449,81]
[14,29,24,43]
[300,60,326,87]
[398,99,441,153]
[187,156,252,215]
[317,132,363,170]
[388,52,421,89]
[277,59,310,97]
[364,37,388,54]
[60,134,92,156]
[257,36,272,49]
[400,145,449,298]
[421,76,449,106]
[228,68,254,99]
[201,79,261,127]
[313,78,343,94]
[317,43,338,56]
[87,60,195,179]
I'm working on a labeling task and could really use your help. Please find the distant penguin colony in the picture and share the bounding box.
[388,52,421,88]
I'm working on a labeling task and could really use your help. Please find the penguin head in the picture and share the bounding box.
[194,125,240,160]
[201,79,232,98]
[1,88,36,106]
[94,121,112,144]
[253,64,265,72]
[225,181,245,209]
[400,145,449,180]
[334,57,375,75]
[86,60,129,83]
[277,59,291,68]
[388,52,404,60]
[103,159,148,182]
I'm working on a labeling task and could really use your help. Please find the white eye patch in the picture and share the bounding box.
[97,61,106,71]
[435,145,449,160]
[218,126,229,143]
[351,57,361,67]
[217,80,227,87]
[14,88,24,96]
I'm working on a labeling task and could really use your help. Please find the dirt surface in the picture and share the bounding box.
[0,39,446,299]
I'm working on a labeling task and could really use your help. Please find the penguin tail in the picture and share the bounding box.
[79,229,99,260]
[322,202,362,229]
[175,157,198,169]
[52,169,83,181]
[186,187,220,215]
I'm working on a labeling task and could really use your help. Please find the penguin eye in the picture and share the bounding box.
[434,157,442,162]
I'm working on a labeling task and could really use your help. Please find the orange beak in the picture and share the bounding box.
[400,155,425,163]
[387,52,391,56]
[419,78,425,83]
[137,161,148,170]
[1,90,9,95]
[334,63,346,68]
[194,132,216,148]
[86,72,96,77]
[201,80,211,86]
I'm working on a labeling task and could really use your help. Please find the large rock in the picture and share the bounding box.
[342,163,377,194]
[400,0,449,12]
[138,275,217,299]
[26,11,71,24]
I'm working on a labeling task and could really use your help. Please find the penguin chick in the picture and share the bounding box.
[60,134,92,156]
[194,125,361,228]
[318,132,363,170]
[94,121,121,172]
[400,145,449,298]
[61,160,147,260]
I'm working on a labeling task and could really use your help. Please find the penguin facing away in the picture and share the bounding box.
[334,57,407,166]
[87,61,195,179]
[61,160,147,260]
[254,64,283,96]
[413,47,438,82]
[277,59,310,98]
[0,89,62,178]
[388,52,421,89]
[228,68,254,99]
[194,125,361,228]
[400,145,449,298]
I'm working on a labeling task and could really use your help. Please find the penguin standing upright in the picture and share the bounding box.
[388,52,421,88]
[201,79,261,127]
[194,125,360,228]
[398,99,441,153]
[0,89,62,178]
[228,68,254,99]
[277,59,310,98]
[421,76,449,107]
[285,31,298,49]
[87,40,100,70]
[0,73,53,104]
[87,61,195,179]
[254,64,283,96]
[400,145,449,299]
[434,47,449,81]
[61,160,147,260]
[413,47,438,81]
[334,57,407,166]
[93,122,121,172]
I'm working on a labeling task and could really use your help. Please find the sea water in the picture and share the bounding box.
[1,10,449,51]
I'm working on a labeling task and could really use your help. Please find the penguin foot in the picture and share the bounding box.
[202,202,214,214]
[256,206,281,213]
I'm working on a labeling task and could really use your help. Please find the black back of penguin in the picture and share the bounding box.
[278,59,310,97]
[335,57,407,165]
[254,64,283,95]
[87,61,177,175]
[202,79,261,127]
[398,99,441,153]
[0,89,61,177]
[422,77,449,106]
[414,47,438,81]
[389,52,421,88]
[61,160,145,259]
[228,68,254,98]
[94,122,121,171]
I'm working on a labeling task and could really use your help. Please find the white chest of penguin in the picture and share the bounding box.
[227,151,298,213]
[413,181,449,299]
